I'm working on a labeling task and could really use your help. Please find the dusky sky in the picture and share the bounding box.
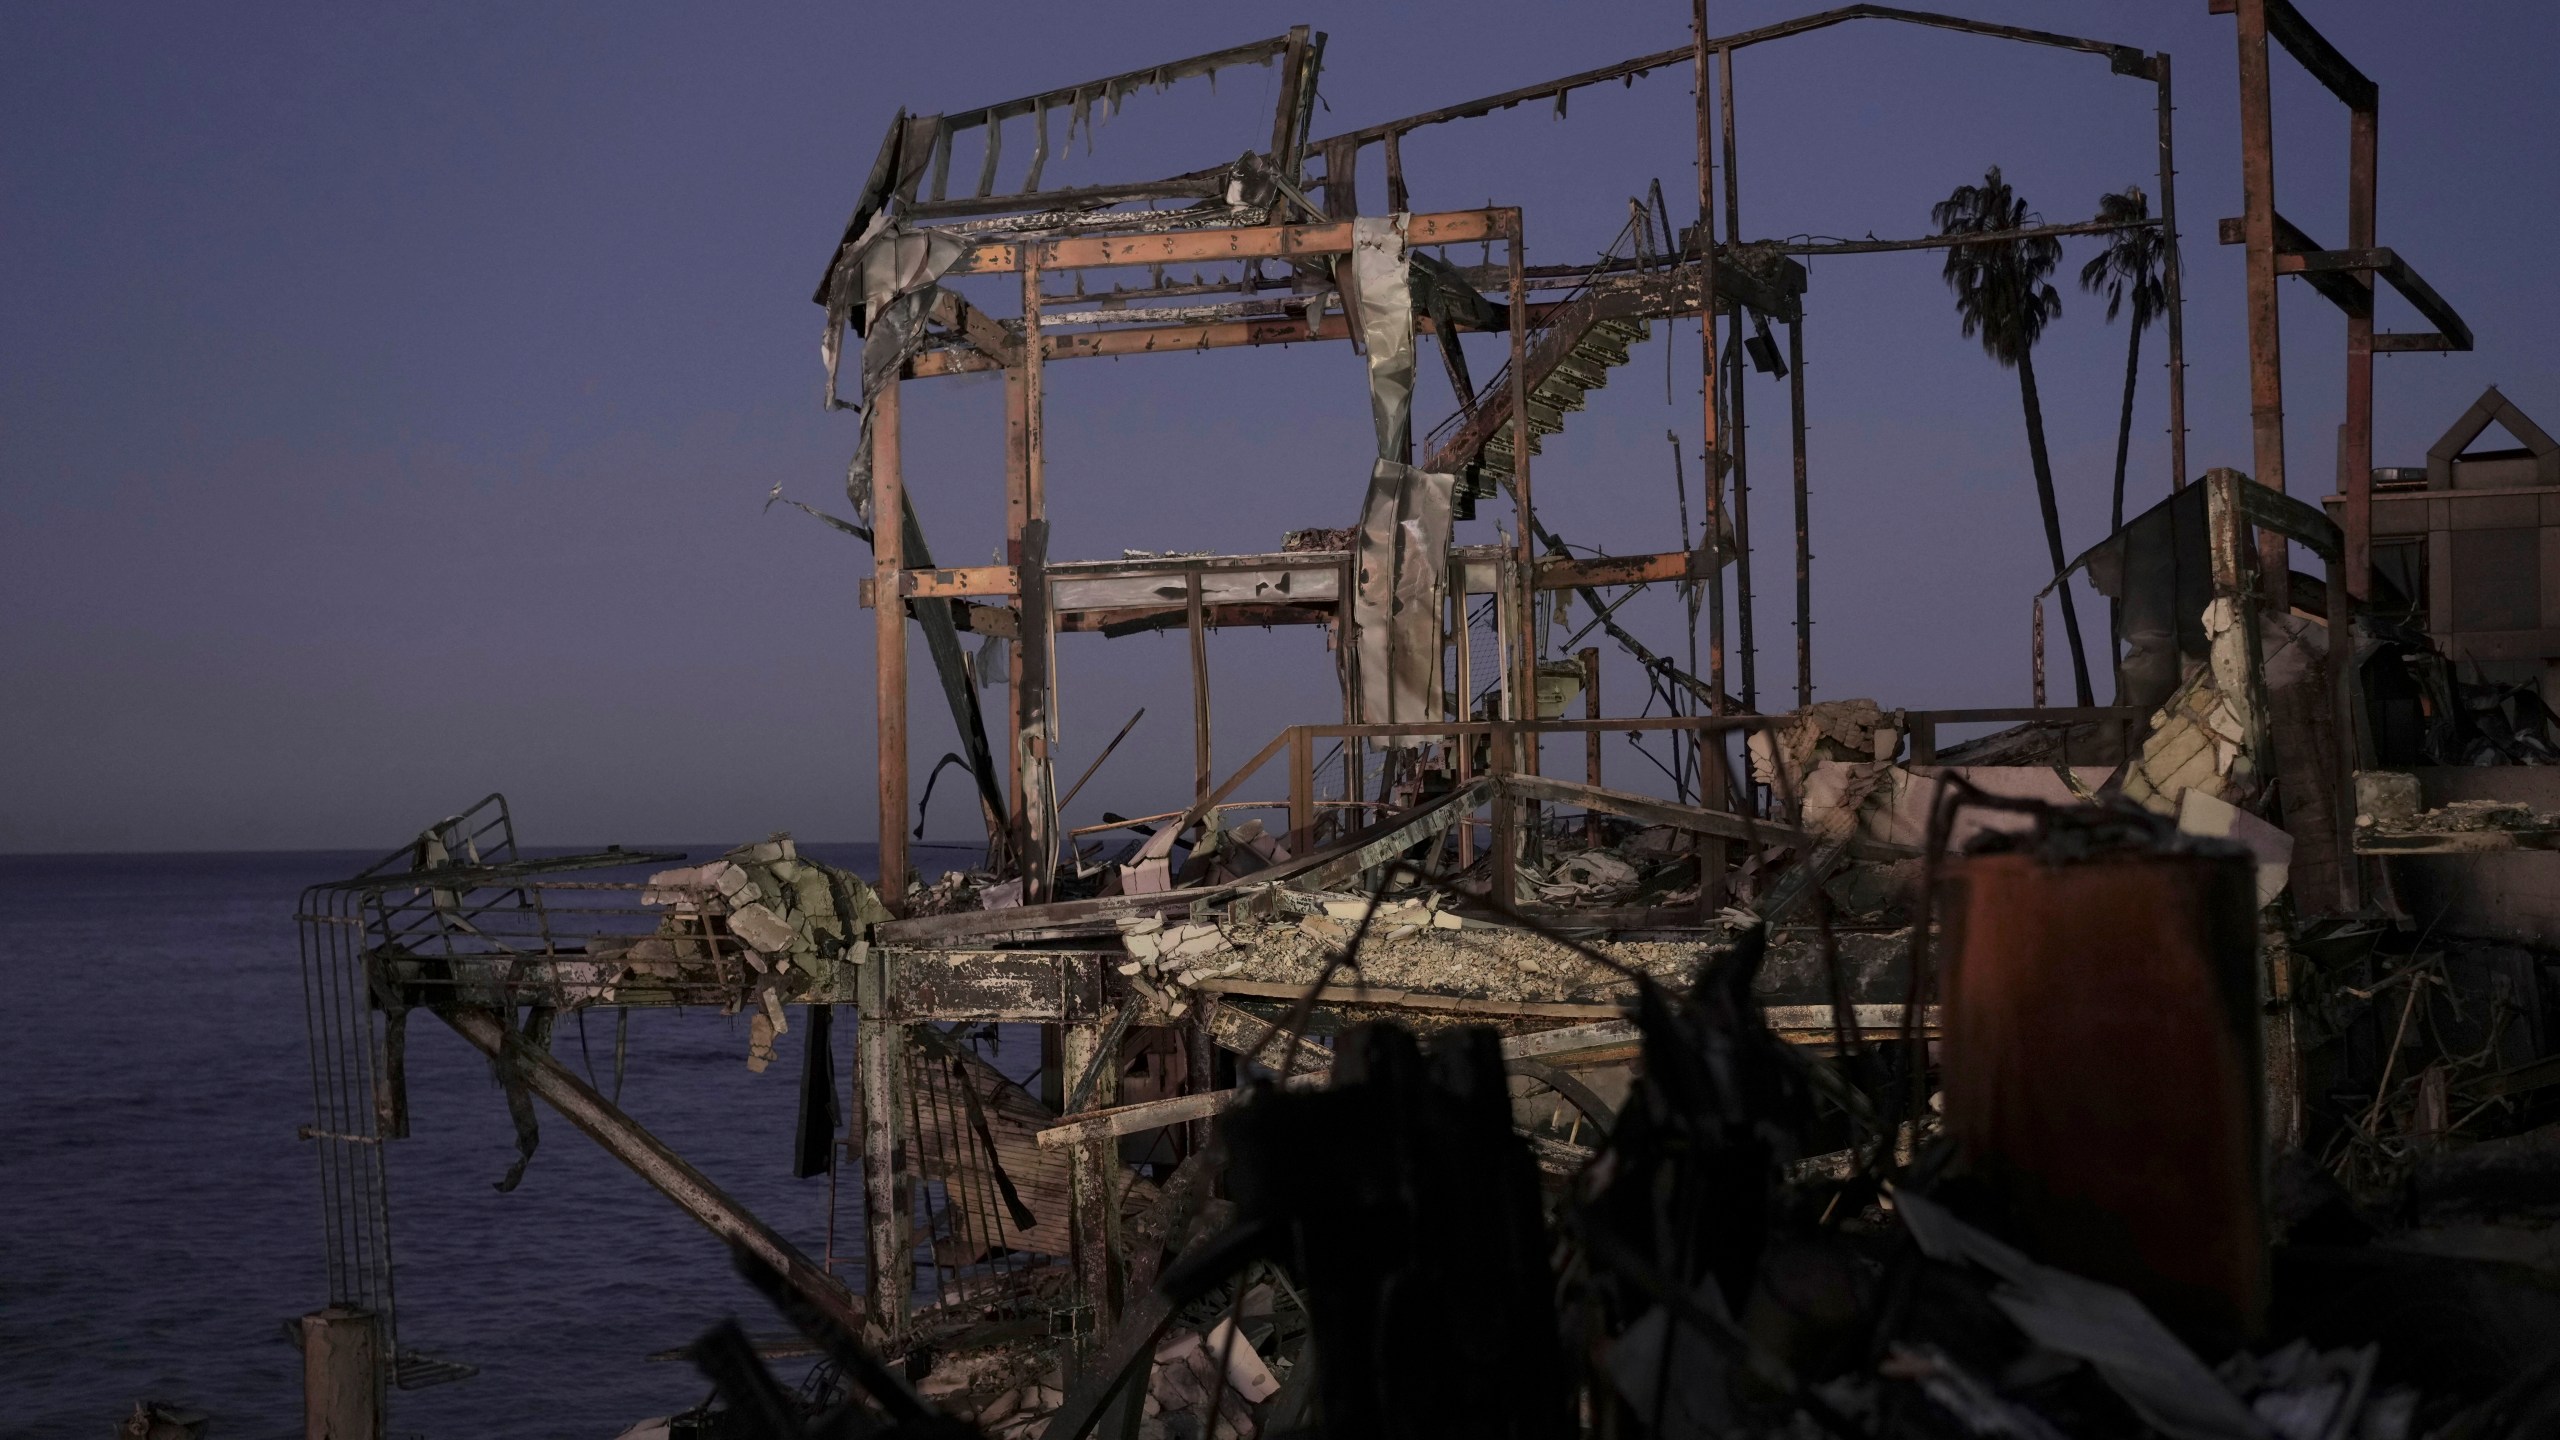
[5,2,2555,853]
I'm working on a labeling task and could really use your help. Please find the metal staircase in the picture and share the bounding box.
[1424,244,1655,519]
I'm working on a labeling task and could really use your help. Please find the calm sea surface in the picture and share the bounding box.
[0,843,990,1439]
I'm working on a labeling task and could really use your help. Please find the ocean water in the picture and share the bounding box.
[0,843,988,1439]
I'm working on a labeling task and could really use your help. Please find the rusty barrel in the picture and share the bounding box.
[1941,839,2263,1346]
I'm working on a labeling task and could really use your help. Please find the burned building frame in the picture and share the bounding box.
[287,6,2558,1436]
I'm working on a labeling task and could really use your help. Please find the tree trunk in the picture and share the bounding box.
[2107,321,2144,691]
[2019,349,2096,707]
[2111,321,2143,535]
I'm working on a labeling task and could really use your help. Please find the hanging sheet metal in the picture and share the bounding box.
[1347,215,1457,736]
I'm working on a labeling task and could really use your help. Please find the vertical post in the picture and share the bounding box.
[1451,561,1476,867]
[1507,219,1535,782]
[1718,45,1755,716]
[873,381,911,912]
[1186,571,1210,806]
[2343,103,2377,602]
[1340,555,1363,817]
[1693,0,1725,721]
[2232,0,2290,611]
[1019,253,1052,901]
[1383,131,1409,214]
[1696,724,1730,920]
[1789,313,1811,710]
[1289,726,1314,856]
[302,1307,383,1440]
[856,954,909,1345]
[1490,721,1517,911]
[1005,364,1031,840]
[1062,1014,1121,1336]
[2155,53,2189,491]
[1580,647,1602,846]
[2338,97,2379,916]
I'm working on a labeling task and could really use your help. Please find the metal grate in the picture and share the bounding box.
[904,1025,1067,1317]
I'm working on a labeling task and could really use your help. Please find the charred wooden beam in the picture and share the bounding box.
[437,1006,865,1337]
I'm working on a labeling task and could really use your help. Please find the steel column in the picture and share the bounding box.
[2343,103,2376,601]
[2157,53,2189,491]
[1694,0,1726,719]
[1790,314,1811,709]
[1187,572,1210,805]
[873,381,910,911]
[2234,0,2291,609]
[1718,44,1755,715]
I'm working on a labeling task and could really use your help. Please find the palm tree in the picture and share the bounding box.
[2080,186,2169,537]
[1933,167,2092,708]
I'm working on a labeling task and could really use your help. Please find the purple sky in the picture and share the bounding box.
[6,2,2555,853]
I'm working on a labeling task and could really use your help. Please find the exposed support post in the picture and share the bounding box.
[1725,325,1755,715]
[1450,565,1476,867]
[1508,223,1535,782]
[2233,0,2291,612]
[301,1307,383,1440]
[1580,647,1602,846]
[1062,1015,1123,1335]
[1005,363,1031,848]
[2156,52,2190,490]
[854,954,910,1345]
[1383,130,1409,214]
[1187,572,1210,805]
[1718,44,1755,716]
[1289,725,1314,857]
[435,1006,870,1338]
[1693,0,1725,723]
[1020,254,1052,901]
[2343,101,2377,601]
[1789,313,1811,710]
[873,381,910,912]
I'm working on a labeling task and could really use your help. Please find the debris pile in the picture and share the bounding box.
[638,836,886,1070]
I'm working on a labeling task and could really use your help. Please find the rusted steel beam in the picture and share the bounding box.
[1508,228,1537,775]
[1005,362,1031,848]
[1019,256,1051,901]
[904,176,1222,223]
[946,209,1511,277]
[2232,0,2291,611]
[1581,648,1602,844]
[898,565,1018,600]
[909,261,1790,381]
[438,1007,866,1337]
[2344,104,2377,605]
[1186,574,1210,806]
[2262,0,2376,109]
[2157,51,2189,490]
[1768,217,2160,257]
[1306,7,2141,155]
[1063,601,1331,637]
[1720,43,1756,717]
[928,289,1020,366]
[1695,0,1726,720]
[1531,549,1713,591]
[1789,314,1811,707]
[873,382,911,913]
[1502,773,1840,853]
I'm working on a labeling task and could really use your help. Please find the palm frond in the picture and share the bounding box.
[1932,166,2061,368]
[2077,186,2166,330]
